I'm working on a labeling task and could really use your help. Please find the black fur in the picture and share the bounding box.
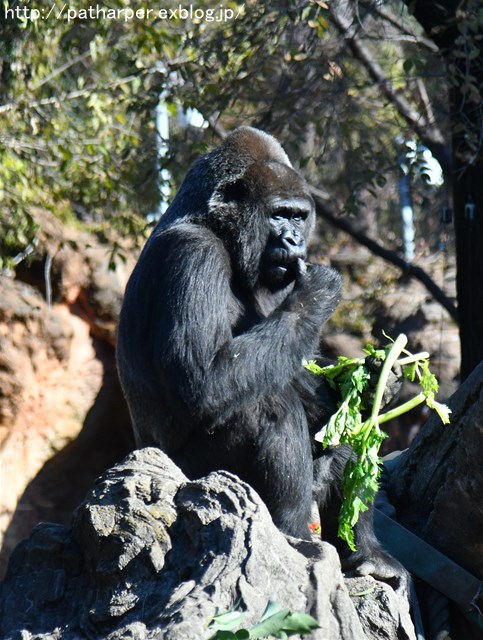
[116,127,407,589]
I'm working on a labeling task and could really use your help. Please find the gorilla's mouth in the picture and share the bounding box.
[269,247,306,264]
[264,258,299,285]
[262,238,307,288]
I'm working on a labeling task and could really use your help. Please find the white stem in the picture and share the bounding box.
[370,333,408,423]
[397,352,430,366]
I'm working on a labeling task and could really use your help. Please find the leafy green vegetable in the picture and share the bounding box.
[304,333,451,550]
[208,601,319,639]
[209,608,246,633]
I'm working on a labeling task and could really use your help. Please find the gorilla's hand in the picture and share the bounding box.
[296,257,308,277]
[364,355,403,409]
[287,261,342,324]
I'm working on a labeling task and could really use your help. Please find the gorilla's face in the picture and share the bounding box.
[246,163,315,290]
[263,195,313,288]
[204,138,315,292]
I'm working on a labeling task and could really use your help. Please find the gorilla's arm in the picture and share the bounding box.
[120,223,341,428]
[293,368,339,433]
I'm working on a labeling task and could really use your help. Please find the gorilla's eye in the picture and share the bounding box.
[272,208,291,220]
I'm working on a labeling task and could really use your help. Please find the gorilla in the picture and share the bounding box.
[117,126,405,584]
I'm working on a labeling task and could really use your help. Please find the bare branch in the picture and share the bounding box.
[329,4,450,173]
[0,73,148,115]
[310,187,458,323]
[415,77,438,132]
[357,0,439,52]
[206,115,228,139]
[29,51,92,92]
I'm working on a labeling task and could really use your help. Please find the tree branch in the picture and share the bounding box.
[0,73,147,114]
[206,115,228,139]
[310,186,458,323]
[329,4,451,174]
[357,0,439,53]
[29,51,92,92]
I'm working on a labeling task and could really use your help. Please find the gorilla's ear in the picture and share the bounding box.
[222,178,249,204]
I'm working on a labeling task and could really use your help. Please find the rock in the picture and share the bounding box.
[346,576,415,640]
[0,223,135,579]
[0,448,415,640]
[0,277,104,571]
[389,361,483,580]
[77,244,131,346]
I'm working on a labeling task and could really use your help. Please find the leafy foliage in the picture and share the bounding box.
[305,333,451,550]
[0,1,451,269]
[0,2,184,265]
[208,601,319,639]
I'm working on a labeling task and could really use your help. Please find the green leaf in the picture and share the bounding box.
[249,605,319,638]
[306,333,450,549]
[249,609,291,638]
[468,47,480,60]
[352,587,376,596]
[402,361,417,381]
[209,609,245,631]
[302,359,324,375]
[403,59,414,73]
[425,396,452,424]
[363,344,385,360]
[258,600,284,622]
[279,612,320,634]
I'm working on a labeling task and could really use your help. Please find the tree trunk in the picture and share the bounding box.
[387,361,483,639]
[406,0,483,379]
[453,147,483,379]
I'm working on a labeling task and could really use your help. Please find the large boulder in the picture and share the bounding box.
[389,361,483,579]
[0,448,415,640]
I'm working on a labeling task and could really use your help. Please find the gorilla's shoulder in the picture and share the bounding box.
[151,220,223,245]
[145,221,229,266]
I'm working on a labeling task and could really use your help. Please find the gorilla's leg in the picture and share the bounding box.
[249,410,315,541]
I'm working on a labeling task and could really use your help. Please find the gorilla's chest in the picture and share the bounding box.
[229,283,294,337]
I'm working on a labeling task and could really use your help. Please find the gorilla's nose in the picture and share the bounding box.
[280,227,302,248]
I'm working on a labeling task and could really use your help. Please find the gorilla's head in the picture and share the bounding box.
[161,127,315,290]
